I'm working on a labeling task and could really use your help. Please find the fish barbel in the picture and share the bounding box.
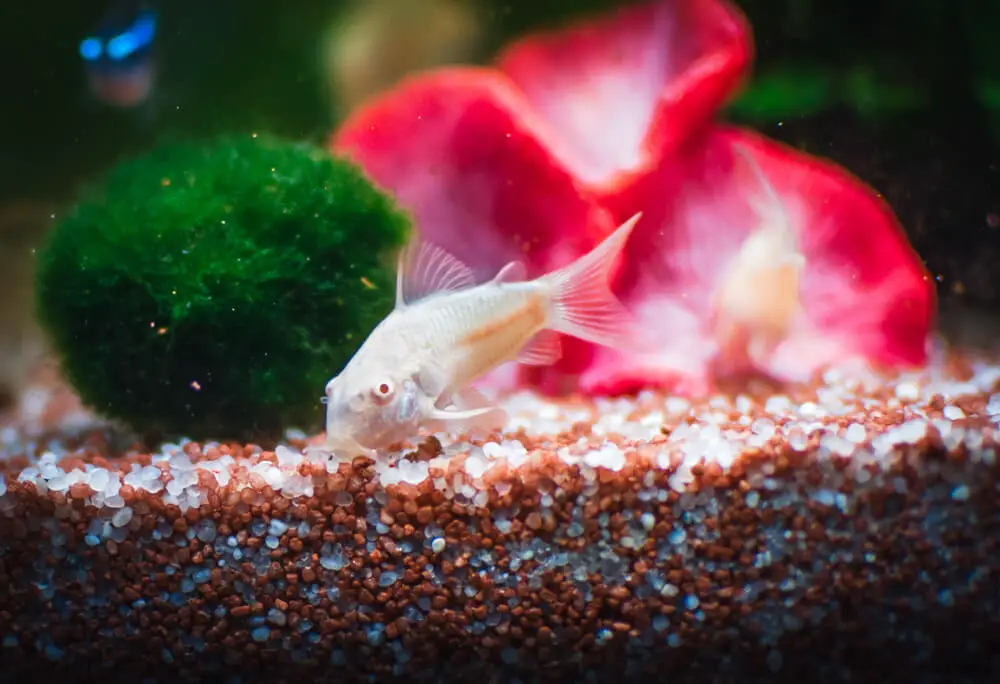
[321,212,643,458]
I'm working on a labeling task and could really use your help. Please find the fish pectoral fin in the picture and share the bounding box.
[430,402,508,436]
[449,386,510,428]
[516,329,563,366]
[427,405,495,421]
[448,385,492,410]
[395,232,477,308]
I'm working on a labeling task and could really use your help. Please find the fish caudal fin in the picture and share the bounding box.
[541,212,642,350]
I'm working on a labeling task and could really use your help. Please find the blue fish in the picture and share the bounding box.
[79,1,157,108]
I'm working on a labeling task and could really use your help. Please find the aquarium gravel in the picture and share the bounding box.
[1,354,1000,683]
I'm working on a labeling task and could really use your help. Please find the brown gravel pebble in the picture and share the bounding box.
[1,354,1000,682]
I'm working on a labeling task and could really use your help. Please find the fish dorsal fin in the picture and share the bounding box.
[492,260,528,284]
[731,142,794,241]
[395,233,477,308]
[516,329,563,366]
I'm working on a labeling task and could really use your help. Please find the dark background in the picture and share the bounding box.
[1,0,997,309]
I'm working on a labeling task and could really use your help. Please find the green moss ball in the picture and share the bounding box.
[35,133,411,442]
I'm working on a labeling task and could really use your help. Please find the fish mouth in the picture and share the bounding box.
[324,433,368,455]
[322,424,384,459]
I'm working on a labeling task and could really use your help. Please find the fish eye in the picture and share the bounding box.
[79,37,102,61]
[371,381,394,405]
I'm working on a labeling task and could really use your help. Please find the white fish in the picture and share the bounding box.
[709,143,805,369]
[321,212,643,458]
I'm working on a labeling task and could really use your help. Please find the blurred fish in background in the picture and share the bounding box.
[79,0,158,109]
[324,0,486,114]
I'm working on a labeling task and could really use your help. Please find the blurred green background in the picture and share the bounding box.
[1,0,998,307]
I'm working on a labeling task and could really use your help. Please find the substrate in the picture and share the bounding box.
[1,355,999,684]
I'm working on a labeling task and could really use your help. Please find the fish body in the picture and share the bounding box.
[365,280,549,388]
[322,212,643,457]
[79,0,158,108]
[710,144,805,369]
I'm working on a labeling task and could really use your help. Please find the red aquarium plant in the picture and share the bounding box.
[588,126,935,395]
[331,0,935,396]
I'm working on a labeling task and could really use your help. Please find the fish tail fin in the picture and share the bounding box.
[540,212,642,349]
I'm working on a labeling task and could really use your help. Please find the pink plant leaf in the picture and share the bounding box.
[497,0,753,193]
[555,126,937,396]
[332,68,618,283]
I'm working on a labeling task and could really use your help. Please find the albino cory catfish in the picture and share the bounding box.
[709,143,806,370]
[321,212,643,458]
